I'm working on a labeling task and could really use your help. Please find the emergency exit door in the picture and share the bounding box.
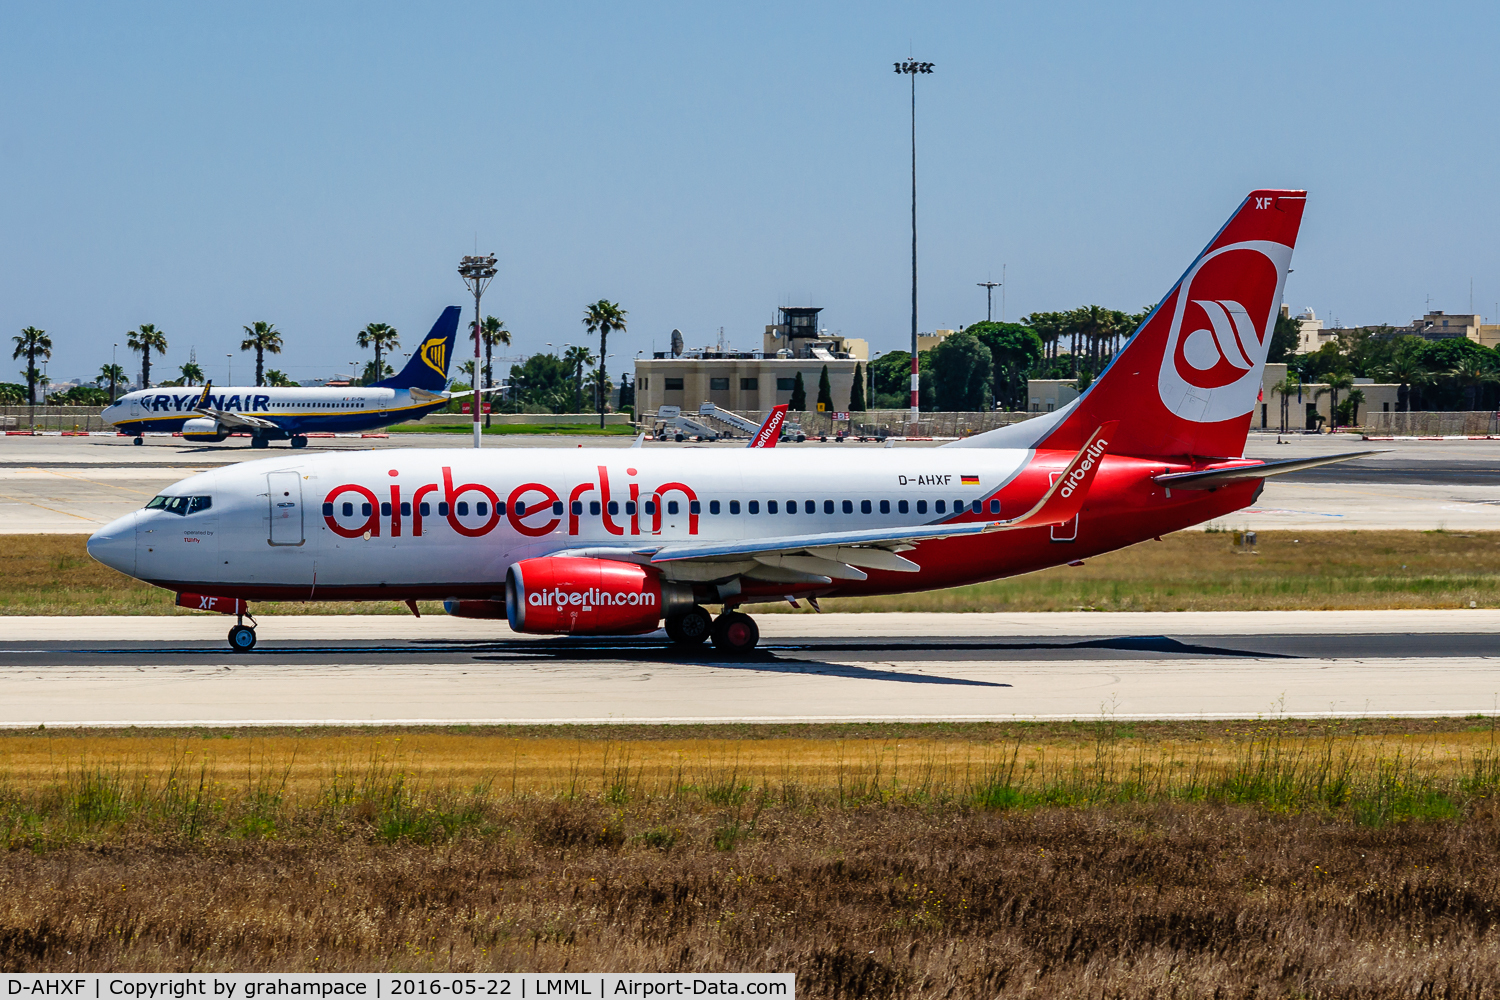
[267,471,304,545]
[1048,471,1079,542]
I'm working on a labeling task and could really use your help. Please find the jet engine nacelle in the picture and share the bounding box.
[505,556,691,635]
[181,417,227,442]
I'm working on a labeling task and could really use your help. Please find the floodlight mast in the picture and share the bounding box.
[895,59,934,432]
[978,281,1001,323]
[458,254,498,449]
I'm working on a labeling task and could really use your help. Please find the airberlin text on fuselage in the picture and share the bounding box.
[321,465,698,540]
[1058,438,1109,499]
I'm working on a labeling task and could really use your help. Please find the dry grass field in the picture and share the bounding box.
[6,529,1500,615]
[5,721,1500,995]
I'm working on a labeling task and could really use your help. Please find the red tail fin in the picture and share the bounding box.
[1039,190,1306,459]
[748,404,788,448]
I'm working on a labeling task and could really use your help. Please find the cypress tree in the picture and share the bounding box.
[849,363,865,411]
[790,371,807,411]
[816,364,834,411]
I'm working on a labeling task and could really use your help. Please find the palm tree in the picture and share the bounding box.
[240,321,283,387]
[356,323,400,387]
[1315,372,1356,431]
[12,327,52,405]
[477,317,510,427]
[1449,356,1500,411]
[584,367,613,416]
[126,324,168,388]
[563,346,596,413]
[583,301,627,428]
[264,369,298,388]
[1270,376,1300,434]
[475,316,510,392]
[178,361,205,386]
[96,362,127,402]
[1378,356,1432,412]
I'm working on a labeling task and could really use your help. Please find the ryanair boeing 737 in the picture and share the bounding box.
[101,307,465,448]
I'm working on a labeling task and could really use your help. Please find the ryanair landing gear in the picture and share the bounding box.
[711,611,759,654]
[227,613,257,652]
[133,435,143,446]
[290,436,308,449]
[664,605,712,646]
[250,435,269,449]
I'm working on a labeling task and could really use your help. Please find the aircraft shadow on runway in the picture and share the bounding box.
[467,648,1012,687]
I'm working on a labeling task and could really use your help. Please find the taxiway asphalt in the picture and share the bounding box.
[1,611,1495,727]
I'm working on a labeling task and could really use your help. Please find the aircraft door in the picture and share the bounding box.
[1048,471,1079,542]
[267,471,304,545]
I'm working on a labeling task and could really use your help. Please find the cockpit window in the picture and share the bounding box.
[145,495,212,516]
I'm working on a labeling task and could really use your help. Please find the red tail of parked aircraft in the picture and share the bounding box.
[748,404,789,448]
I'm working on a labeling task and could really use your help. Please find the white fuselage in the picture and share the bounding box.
[86,447,1034,599]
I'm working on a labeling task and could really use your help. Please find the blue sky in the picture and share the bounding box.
[2,1,1497,385]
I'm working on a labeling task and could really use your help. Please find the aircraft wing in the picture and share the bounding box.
[555,423,1116,584]
[194,407,279,431]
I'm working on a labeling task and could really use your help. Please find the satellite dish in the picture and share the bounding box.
[670,329,684,357]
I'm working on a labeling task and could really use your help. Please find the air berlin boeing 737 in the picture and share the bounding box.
[88,190,1367,653]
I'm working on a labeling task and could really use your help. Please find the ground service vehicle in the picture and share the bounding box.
[89,190,1365,652]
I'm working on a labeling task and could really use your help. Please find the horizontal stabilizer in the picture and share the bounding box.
[1152,450,1380,489]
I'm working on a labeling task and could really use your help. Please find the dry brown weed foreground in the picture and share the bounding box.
[5,725,1500,995]
[7,806,1500,998]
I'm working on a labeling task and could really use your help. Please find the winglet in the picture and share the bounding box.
[992,421,1117,530]
[196,382,213,409]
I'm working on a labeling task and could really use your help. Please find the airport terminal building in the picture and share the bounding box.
[634,307,868,416]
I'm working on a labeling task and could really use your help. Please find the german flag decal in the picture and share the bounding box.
[961,475,980,486]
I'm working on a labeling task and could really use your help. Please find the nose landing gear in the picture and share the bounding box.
[228,612,257,651]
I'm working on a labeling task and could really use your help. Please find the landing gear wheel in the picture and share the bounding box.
[133,436,143,446]
[711,611,759,654]
[250,436,269,449]
[228,624,257,651]
[290,436,308,449]
[665,605,712,646]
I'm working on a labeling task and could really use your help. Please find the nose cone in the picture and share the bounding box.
[87,511,138,578]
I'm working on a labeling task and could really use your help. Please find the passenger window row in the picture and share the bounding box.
[322,497,999,520]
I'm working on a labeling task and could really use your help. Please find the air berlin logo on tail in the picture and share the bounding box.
[1157,240,1292,424]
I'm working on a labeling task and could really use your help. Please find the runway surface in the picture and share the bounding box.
[2,611,1496,727]
[3,432,1496,531]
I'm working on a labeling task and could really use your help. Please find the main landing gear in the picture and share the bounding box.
[133,435,144,446]
[228,612,257,652]
[664,605,760,655]
[290,435,308,449]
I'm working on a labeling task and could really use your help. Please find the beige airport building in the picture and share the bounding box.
[634,307,869,416]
